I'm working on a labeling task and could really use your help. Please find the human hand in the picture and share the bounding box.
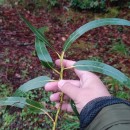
[45,59,111,113]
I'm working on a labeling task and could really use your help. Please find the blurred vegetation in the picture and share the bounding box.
[0,0,129,11]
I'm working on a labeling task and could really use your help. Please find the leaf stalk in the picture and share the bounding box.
[26,103,54,122]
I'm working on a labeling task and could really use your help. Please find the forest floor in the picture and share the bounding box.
[0,2,130,130]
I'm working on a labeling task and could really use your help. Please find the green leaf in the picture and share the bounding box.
[0,97,26,108]
[20,15,52,48]
[0,97,46,113]
[63,18,130,51]
[14,76,51,97]
[35,27,53,68]
[74,60,130,88]
[35,38,53,68]
[70,100,79,119]
[25,99,45,113]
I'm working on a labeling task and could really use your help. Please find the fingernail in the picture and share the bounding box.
[55,59,59,64]
[58,80,65,89]
[50,95,54,101]
[44,83,48,89]
[45,82,49,87]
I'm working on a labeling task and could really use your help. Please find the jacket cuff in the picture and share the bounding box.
[80,96,130,129]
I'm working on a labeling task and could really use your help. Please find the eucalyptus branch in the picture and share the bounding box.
[52,51,65,130]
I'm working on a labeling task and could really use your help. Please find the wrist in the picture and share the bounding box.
[78,94,111,113]
[79,96,130,129]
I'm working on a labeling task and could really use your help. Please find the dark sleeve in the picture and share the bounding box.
[79,96,130,130]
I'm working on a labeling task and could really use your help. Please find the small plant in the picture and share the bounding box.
[71,0,105,10]
[0,0,5,5]
[71,0,129,11]
[111,39,130,56]
[1,16,130,130]
[0,112,16,128]
[0,84,13,98]
[46,0,58,7]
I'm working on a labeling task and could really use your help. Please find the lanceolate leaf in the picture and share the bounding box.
[35,38,53,68]
[20,15,52,48]
[35,28,53,68]
[0,97,26,108]
[63,18,130,51]
[14,76,51,97]
[0,97,46,113]
[74,60,130,88]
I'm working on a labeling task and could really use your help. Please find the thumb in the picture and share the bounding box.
[58,80,80,101]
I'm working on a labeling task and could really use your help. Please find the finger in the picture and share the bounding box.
[58,81,80,101]
[45,80,80,92]
[55,59,85,79]
[55,59,98,84]
[45,81,58,92]
[50,92,69,102]
[55,103,73,112]
[55,59,75,68]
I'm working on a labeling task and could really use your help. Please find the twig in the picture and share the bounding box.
[52,51,65,130]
